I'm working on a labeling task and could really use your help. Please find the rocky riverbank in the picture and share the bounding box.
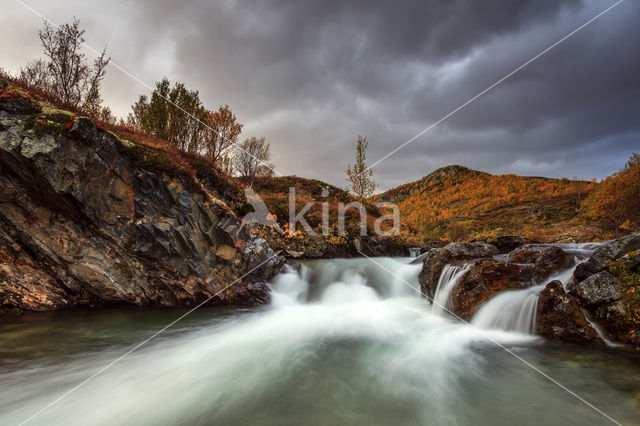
[418,234,640,349]
[0,84,284,314]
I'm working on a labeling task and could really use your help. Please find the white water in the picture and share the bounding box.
[0,257,540,425]
[471,285,543,334]
[432,264,472,315]
[2,255,638,425]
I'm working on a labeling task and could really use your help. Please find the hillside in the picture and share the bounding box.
[250,175,408,257]
[375,165,620,243]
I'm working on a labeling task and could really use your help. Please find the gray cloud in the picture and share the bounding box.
[1,0,638,190]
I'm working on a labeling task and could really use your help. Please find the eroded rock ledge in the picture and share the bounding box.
[0,91,283,313]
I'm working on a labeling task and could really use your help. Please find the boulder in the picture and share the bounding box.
[536,281,603,346]
[450,258,536,319]
[572,235,640,283]
[506,245,574,276]
[418,242,499,299]
[574,255,608,281]
[570,271,621,307]
[593,244,622,261]
[613,234,640,257]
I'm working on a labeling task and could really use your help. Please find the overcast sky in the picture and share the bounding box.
[2,0,638,190]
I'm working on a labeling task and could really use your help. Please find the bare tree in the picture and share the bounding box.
[19,59,51,89]
[346,135,376,199]
[235,137,273,186]
[37,18,110,112]
[83,49,110,117]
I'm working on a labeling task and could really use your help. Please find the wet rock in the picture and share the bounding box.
[574,255,608,282]
[243,237,285,283]
[593,244,622,261]
[570,271,621,307]
[613,234,640,257]
[599,300,627,318]
[536,281,603,346]
[450,258,535,319]
[491,235,534,253]
[285,250,304,259]
[436,245,575,319]
[506,245,574,275]
[572,235,640,283]
[418,242,499,299]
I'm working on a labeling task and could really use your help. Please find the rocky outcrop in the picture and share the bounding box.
[567,234,640,347]
[536,281,602,346]
[0,89,283,313]
[418,242,499,299]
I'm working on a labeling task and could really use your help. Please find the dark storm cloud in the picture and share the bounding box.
[2,0,638,190]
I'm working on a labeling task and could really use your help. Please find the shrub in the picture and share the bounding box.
[584,153,640,227]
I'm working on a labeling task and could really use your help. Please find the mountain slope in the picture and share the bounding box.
[375,165,616,242]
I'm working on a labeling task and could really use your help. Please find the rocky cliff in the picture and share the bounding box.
[0,83,283,313]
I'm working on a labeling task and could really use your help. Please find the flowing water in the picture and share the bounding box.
[470,243,604,335]
[1,257,639,425]
[432,264,471,316]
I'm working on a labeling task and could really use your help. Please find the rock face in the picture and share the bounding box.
[0,91,283,313]
[536,281,602,346]
[418,242,499,299]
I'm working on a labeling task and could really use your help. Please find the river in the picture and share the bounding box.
[1,257,639,425]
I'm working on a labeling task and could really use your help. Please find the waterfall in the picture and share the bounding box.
[470,259,581,334]
[470,285,543,334]
[432,264,471,315]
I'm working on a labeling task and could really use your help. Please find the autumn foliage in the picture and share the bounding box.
[376,166,596,233]
[585,153,640,227]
